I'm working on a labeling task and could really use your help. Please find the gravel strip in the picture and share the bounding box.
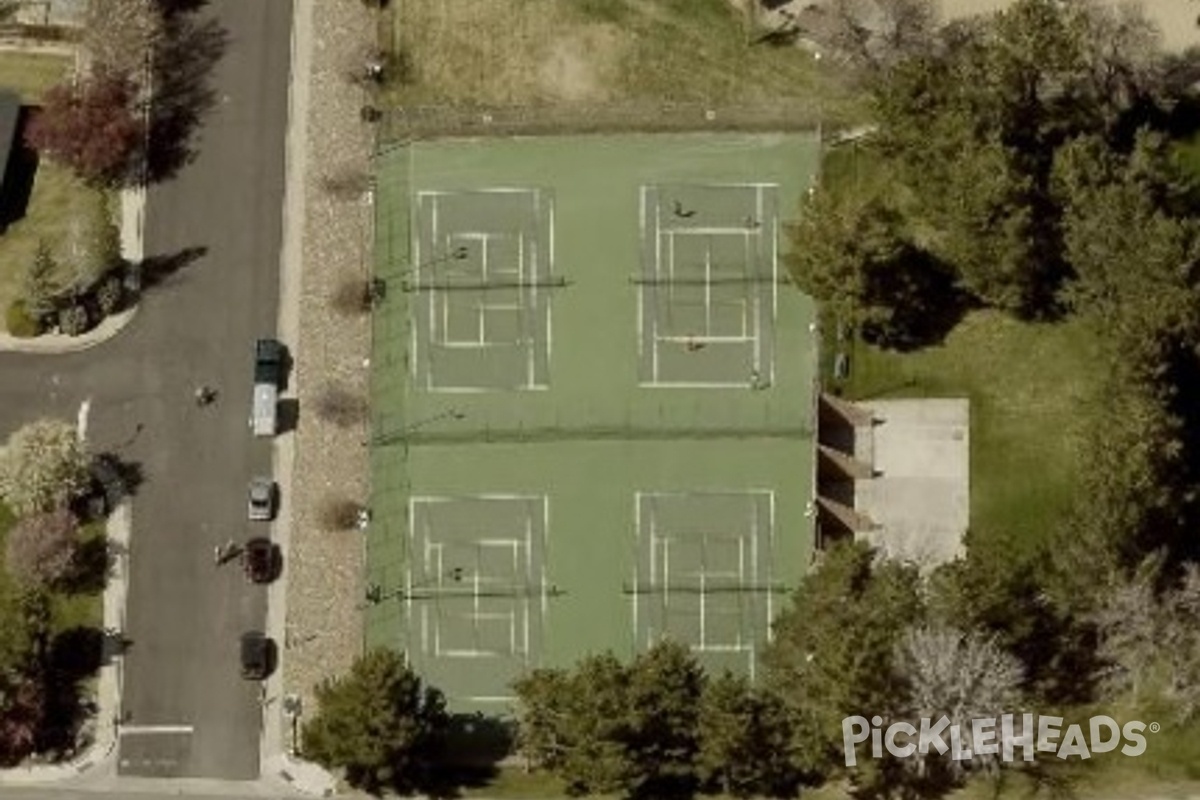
[282,0,375,713]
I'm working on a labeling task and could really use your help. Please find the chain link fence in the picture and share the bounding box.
[373,100,851,149]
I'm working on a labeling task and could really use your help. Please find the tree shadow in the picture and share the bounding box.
[0,107,38,230]
[75,452,144,523]
[145,10,227,183]
[62,535,113,596]
[407,713,514,799]
[35,626,104,758]
[860,245,975,352]
[157,0,210,15]
[135,245,208,290]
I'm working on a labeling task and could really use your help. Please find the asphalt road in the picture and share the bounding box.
[0,0,293,781]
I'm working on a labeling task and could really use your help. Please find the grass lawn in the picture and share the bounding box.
[0,50,103,333]
[0,166,104,327]
[0,51,72,103]
[835,311,1103,557]
[0,502,104,641]
[383,0,867,121]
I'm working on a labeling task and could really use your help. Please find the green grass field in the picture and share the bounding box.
[369,132,821,711]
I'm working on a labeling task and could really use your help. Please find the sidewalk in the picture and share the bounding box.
[258,0,370,794]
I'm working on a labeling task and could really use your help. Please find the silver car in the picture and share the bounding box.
[248,477,276,522]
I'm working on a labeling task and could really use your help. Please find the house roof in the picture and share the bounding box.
[0,89,21,190]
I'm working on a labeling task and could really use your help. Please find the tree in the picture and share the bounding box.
[872,0,1166,317]
[300,649,447,794]
[21,242,58,320]
[892,622,1024,780]
[0,420,91,517]
[0,669,43,767]
[697,673,798,798]
[623,640,705,798]
[513,644,704,798]
[3,509,79,589]
[25,73,142,187]
[1090,559,1200,722]
[84,0,165,82]
[765,540,922,777]
[513,667,573,771]
[552,653,633,796]
[787,183,963,349]
[800,0,938,75]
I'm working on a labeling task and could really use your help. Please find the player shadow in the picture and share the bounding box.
[35,625,106,758]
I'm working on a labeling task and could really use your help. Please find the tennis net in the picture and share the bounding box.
[402,276,570,292]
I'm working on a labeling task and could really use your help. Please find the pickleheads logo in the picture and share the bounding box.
[842,714,1158,767]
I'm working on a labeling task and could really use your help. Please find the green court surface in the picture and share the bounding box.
[368,133,820,714]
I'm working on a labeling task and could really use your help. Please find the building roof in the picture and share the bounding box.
[0,89,21,192]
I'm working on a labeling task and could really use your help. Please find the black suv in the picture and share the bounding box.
[242,538,278,584]
[254,338,285,387]
[240,632,274,680]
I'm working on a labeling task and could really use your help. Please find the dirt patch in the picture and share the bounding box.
[538,26,623,102]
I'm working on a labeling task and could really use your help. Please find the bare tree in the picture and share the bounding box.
[320,167,372,201]
[795,0,938,73]
[893,622,1024,777]
[314,384,369,429]
[0,420,91,517]
[330,277,372,316]
[1092,560,1200,722]
[84,0,165,81]
[319,497,366,532]
[4,508,80,588]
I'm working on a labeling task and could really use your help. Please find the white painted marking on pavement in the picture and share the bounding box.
[118,724,195,735]
[77,398,91,442]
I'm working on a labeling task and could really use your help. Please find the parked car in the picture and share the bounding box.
[251,339,284,437]
[240,632,274,680]
[247,477,277,521]
[242,537,278,583]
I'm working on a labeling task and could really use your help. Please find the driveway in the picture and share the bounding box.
[0,0,293,781]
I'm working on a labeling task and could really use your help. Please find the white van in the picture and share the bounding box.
[251,383,277,437]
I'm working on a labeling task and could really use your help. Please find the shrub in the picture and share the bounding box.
[58,304,90,336]
[314,384,369,428]
[6,300,43,338]
[95,274,125,316]
[331,278,372,316]
[320,497,364,532]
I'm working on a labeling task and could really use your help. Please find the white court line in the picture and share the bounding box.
[415,187,539,197]
[669,226,760,237]
[658,334,755,343]
[639,380,752,389]
[119,725,194,735]
[653,197,662,383]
